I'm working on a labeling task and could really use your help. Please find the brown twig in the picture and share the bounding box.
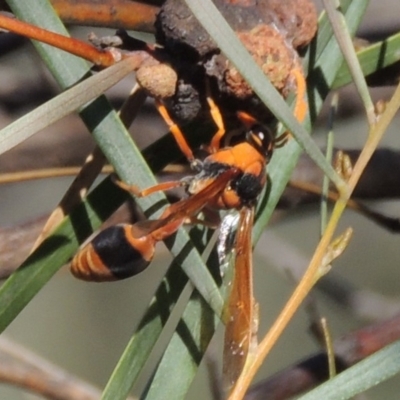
[0,335,137,400]
[1,1,161,33]
[50,0,160,32]
[0,216,46,279]
[289,179,400,233]
[0,165,113,184]
[284,148,400,204]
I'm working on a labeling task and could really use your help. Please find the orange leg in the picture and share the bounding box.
[155,100,195,163]
[206,95,226,153]
[275,67,307,143]
[291,67,308,123]
[113,177,186,197]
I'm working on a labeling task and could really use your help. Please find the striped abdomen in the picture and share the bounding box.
[71,224,155,282]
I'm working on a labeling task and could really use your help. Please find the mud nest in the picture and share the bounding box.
[150,0,317,123]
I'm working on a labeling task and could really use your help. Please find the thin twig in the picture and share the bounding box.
[0,165,113,184]
[245,311,400,400]
[0,335,106,400]
[49,0,160,32]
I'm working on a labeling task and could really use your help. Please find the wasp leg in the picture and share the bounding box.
[291,67,308,123]
[113,176,186,197]
[155,100,195,163]
[207,95,226,153]
[274,67,307,143]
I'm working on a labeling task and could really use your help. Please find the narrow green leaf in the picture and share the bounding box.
[323,0,375,123]
[102,227,216,400]
[333,31,400,89]
[0,59,135,155]
[299,341,400,400]
[102,261,189,400]
[313,0,353,62]
[143,290,216,400]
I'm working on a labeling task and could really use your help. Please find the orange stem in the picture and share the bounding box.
[50,0,159,32]
[0,13,116,67]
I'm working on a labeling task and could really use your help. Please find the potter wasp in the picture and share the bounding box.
[70,96,287,384]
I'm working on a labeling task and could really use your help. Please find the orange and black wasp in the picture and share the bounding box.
[70,96,286,384]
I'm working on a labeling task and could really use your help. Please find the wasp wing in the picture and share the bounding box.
[218,212,241,277]
[131,168,240,238]
[222,206,257,391]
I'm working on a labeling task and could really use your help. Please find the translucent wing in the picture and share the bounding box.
[222,206,257,391]
[218,211,240,277]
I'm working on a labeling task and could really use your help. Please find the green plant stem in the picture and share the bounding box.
[323,0,376,125]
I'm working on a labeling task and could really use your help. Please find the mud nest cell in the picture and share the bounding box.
[154,0,317,122]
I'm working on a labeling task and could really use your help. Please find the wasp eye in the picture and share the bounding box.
[247,124,274,156]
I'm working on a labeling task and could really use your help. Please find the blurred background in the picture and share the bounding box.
[0,0,400,398]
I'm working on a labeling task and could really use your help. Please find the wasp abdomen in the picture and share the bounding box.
[71,225,155,282]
